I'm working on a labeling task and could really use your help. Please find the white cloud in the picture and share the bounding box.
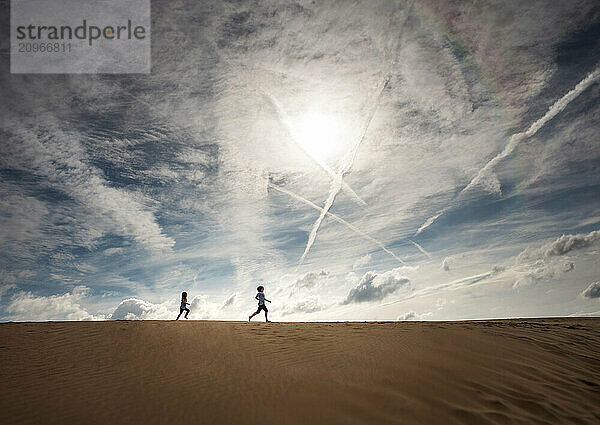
[6,286,102,321]
[111,295,218,320]
[293,270,329,290]
[581,281,600,299]
[353,254,372,270]
[342,268,411,304]
[512,261,555,288]
[102,247,125,256]
[222,293,236,308]
[397,311,417,320]
[504,230,599,289]
[397,310,432,321]
[517,229,600,263]
[282,298,326,315]
[111,298,175,320]
[543,230,600,257]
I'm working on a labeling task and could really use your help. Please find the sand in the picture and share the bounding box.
[1,318,599,424]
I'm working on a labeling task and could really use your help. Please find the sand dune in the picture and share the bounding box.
[1,319,599,424]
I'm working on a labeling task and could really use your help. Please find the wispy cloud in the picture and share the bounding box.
[268,182,404,264]
[581,282,600,299]
[299,74,392,264]
[257,89,366,206]
[415,66,600,235]
[409,240,432,259]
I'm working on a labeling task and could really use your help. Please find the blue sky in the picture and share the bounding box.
[1,0,599,321]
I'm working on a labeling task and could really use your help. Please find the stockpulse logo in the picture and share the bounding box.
[16,19,147,46]
[11,0,151,74]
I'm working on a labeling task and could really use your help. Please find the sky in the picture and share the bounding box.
[0,0,599,321]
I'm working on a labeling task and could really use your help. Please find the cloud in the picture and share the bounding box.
[299,71,393,264]
[581,281,600,299]
[542,230,600,257]
[409,240,432,259]
[512,261,555,288]
[223,293,236,308]
[188,296,219,319]
[282,298,326,315]
[0,284,16,300]
[342,268,411,304]
[442,257,451,271]
[415,66,600,235]
[353,254,372,270]
[397,311,416,320]
[102,248,125,256]
[415,211,445,236]
[463,66,600,196]
[0,269,17,284]
[268,182,405,264]
[110,298,168,320]
[273,270,333,316]
[257,88,365,206]
[293,270,329,290]
[517,229,600,263]
[6,286,102,321]
[491,265,506,274]
[111,295,218,320]
[562,262,575,272]
[397,310,432,321]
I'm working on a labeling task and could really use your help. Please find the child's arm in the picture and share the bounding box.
[265,298,271,303]
[255,294,259,300]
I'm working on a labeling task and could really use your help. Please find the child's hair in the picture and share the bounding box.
[182,291,187,300]
[257,286,264,292]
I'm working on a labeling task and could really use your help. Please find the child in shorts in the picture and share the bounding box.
[248,286,270,322]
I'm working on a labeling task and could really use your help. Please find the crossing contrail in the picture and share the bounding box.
[257,89,367,206]
[299,4,415,263]
[300,75,392,264]
[415,66,600,236]
[202,48,367,206]
[267,182,405,264]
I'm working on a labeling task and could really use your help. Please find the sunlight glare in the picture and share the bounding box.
[294,112,344,162]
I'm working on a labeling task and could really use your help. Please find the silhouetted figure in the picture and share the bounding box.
[249,285,271,322]
[176,291,190,320]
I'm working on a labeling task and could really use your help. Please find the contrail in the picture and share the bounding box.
[256,88,367,206]
[299,75,391,264]
[267,182,405,264]
[202,50,367,206]
[299,4,415,263]
[378,271,493,307]
[415,66,600,235]
[408,240,432,259]
[414,210,445,236]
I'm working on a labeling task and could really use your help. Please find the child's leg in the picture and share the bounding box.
[265,310,269,322]
[176,309,182,320]
[184,308,190,318]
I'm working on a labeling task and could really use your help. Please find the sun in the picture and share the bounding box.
[294,112,344,162]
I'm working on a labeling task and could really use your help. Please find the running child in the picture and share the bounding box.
[176,291,190,320]
[249,285,271,322]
